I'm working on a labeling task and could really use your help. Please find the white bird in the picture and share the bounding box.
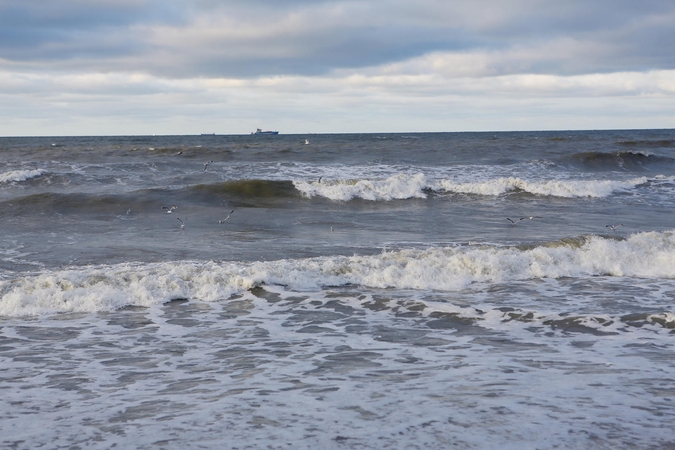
[162,205,177,213]
[177,217,186,228]
[219,210,235,224]
[304,139,310,145]
[606,224,624,231]
[203,160,213,171]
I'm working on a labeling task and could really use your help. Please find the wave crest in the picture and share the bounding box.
[294,173,428,201]
[2,230,674,316]
[0,169,46,183]
[436,176,648,197]
[295,173,649,200]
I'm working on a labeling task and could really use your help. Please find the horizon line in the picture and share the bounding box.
[1,127,674,139]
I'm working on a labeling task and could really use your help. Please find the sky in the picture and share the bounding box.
[1,0,674,136]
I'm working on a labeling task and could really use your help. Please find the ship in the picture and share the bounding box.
[252,128,279,135]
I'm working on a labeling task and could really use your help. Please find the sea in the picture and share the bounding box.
[1,130,674,449]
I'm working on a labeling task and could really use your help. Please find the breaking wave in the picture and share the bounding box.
[2,230,674,316]
[0,169,46,184]
[294,174,651,200]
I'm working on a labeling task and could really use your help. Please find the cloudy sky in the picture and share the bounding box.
[1,0,674,135]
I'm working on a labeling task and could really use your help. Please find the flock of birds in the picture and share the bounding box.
[160,201,234,230]
[507,216,624,232]
[155,159,627,233]
[153,158,235,229]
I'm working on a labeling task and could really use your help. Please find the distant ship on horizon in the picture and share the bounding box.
[252,128,279,135]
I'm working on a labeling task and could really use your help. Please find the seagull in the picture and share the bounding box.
[162,205,177,213]
[203,160,213,171]
[304,139,310,145]
[176,151,183,155]
[177,217,186,228]
[606,224,624,231]
[507,216,542,225]
[219,210,235,224]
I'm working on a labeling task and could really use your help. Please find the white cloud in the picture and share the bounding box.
[1,60,674,136]
[1,0,674,134]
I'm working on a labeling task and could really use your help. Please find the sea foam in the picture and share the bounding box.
[294,173,428,201]
[2,230,674,316]
[435,176,648,197]
[0,169,46,183]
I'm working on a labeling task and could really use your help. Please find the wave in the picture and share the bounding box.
[192,179,298,199]
[294,173,429,201]
[0,192,149,214]
[1,174,660,212]
[436,176,650,197]
[0,169,46,184]
[562,151,675,171]
[1,179,301,213]
[616,139,675,148]
[294,173,651,200]
[2,230,674,316]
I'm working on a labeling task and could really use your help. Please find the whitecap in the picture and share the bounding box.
[435,176,649,198]
[0,169,46,183]
[294,173,428,201]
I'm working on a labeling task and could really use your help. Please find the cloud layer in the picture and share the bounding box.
[1,0,674,135]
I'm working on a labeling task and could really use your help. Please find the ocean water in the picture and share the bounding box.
[1,130,675,449]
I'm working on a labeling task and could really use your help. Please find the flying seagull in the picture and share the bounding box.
[162,205,177,213]
[606,224,624,231]
[177,217,186,228]
[203,160,213,171]
[219,210,235,224]
[507,216,542,225]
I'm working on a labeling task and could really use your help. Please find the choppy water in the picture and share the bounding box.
[1,130,675,449]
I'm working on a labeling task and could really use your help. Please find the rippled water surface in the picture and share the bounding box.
[1,130,675,448]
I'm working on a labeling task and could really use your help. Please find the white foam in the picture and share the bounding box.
[2,230,675,317]
[0,169,46,183]
[294,173,428,201]
[294,173,650,200]
[436,176,649,197]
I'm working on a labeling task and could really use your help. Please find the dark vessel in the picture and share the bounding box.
[252,128,279,135]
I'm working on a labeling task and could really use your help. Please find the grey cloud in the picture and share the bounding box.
[1,0,674,78]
